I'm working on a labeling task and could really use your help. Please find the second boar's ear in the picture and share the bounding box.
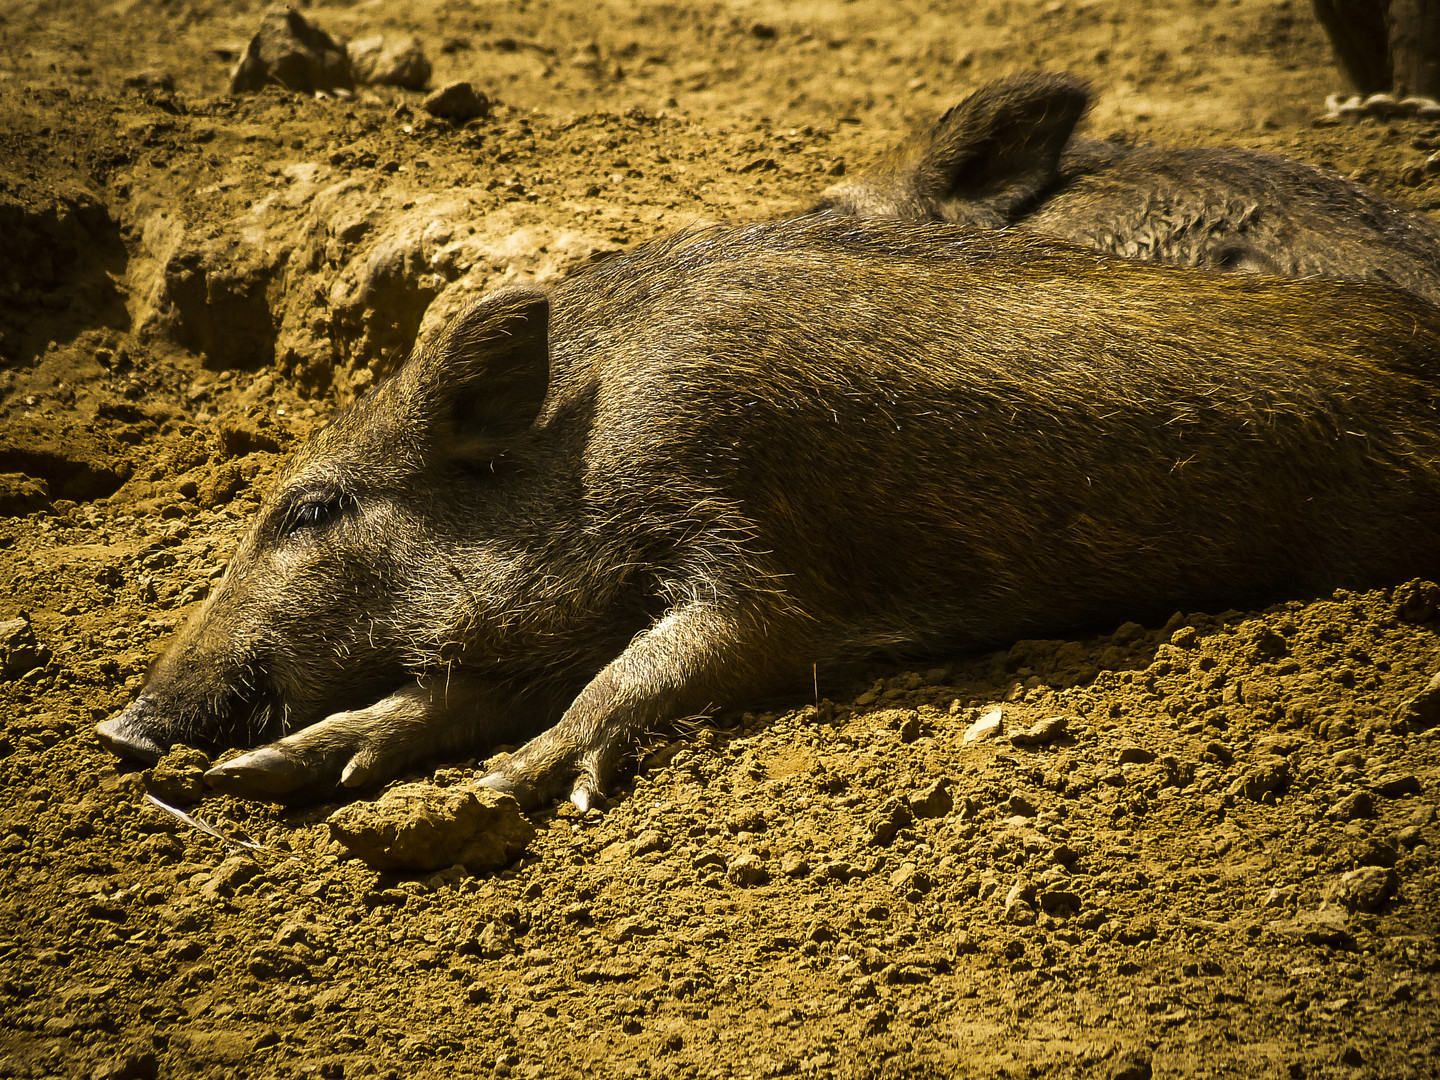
[417,285,552,461]
[921,73,1089,223]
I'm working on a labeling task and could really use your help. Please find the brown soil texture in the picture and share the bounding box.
[3,2,1440,1078]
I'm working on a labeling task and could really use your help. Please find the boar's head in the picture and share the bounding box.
[96,287,554,764]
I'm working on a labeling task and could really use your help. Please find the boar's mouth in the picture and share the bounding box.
[95,705,167,764]
[96,669,289,766]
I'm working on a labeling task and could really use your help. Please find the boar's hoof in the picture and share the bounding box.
[474,770,519,796]
[206,747,318,799]
[477,751,608,813]
[95,713,166,765]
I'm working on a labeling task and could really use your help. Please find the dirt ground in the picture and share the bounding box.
[3,1,1440,1078]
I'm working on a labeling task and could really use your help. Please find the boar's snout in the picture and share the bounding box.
[96,701,167,764]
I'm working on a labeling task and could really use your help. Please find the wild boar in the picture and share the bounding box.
[97,216,1440,808]
[816,73,1440,305]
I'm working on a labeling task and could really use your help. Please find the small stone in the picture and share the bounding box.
[197,854,261,899]
[470,921,514,959]
[806,920,837,943]
[348,34,431,90]
[216,416,284,457]
[0,614,47,680]
[1256,735,1301,756]
[1336,865,1398,912]
[630,829,665,857]
[1010,715,1069,746]
[1394,580,1440,622]
[1396,671,1440,730]
[1229,760,1289,803]
[1410,804,1437,826]
[605,916,659,943]
[327,783,534,872]
[137,832,184,864]
[1116,744,1155,765]
[1373,772,1422,799]
[229,6,354,96]
[1050,843,1078,865]
[197,462,243,509]
[1326,790,1374,821]
[780,853,810,877]
[868,799,913,846]
[422,81,492,123]
[1002,793,1038,817]
[1003,880,1036,924]
[726,853,769,887]
[1169,625,1198,648]
[907,779,952,819]
[1396,825,1424,848]
[1249,628,1288,659]
[1203,740,1234,765]
[692,848,726,873]
[889,862,932,894]
[963,705,1002,745]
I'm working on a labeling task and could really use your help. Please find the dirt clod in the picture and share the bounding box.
[142,744,211,805]
[327,782,534,871]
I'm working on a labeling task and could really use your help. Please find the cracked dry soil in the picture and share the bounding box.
[2,1,1440,1078]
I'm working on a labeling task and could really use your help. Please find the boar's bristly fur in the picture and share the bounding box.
[102,216,1440,809]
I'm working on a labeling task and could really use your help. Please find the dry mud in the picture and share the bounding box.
[3,1,1440,1078]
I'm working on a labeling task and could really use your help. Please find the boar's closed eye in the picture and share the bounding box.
[280,494,350,538]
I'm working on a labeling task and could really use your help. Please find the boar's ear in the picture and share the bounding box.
[918,73,1089,223]
[417,285,552,461]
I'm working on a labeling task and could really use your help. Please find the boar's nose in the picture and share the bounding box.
[96,705,166,764]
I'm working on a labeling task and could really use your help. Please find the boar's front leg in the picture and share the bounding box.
[479,600,805,812]
[205,677,526,800]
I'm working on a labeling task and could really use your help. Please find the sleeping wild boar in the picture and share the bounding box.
[97,216,1440,808]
